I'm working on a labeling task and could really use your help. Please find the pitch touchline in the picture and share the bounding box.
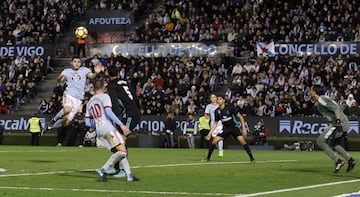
[0,179,359,196]
[132,160,298,169]
[0,150,79,153]
[0,160,298,178]
[0,186,234,196]
[234,179,360,197]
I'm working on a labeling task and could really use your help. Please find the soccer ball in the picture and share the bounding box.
[75,26,88,39]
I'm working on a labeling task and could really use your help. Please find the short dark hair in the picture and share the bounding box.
[216,94,225,99]
[312,85,323,95]
[72,56,81,61]
[93,79,105,90]
[107,65,119,77]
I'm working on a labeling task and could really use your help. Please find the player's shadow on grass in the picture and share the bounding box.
[61,170,134,181]
[58,170,97,179]
[280,167,360,178]
[280,167,321,173]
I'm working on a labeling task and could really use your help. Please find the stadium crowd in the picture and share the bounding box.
[0,0,84,45]
[0,0,85,114]
[1,0,360,120]
[128,0,360,44]
[71,0,360,118]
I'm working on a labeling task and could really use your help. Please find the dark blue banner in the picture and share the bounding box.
[86,10,134,32]
[275,42,359,56]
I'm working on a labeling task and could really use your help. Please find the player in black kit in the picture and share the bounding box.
[106,65,141,177]
[203,94,255,163]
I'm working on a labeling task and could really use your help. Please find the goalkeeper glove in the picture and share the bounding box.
[336,119,341,126]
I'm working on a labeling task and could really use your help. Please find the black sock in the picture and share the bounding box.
[50,118,56,124]
[207,144,216,160]
[114,161,120,171]
[243,144,255,161]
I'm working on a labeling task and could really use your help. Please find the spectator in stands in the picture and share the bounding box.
[1,0,83,45]
[345,94,357,108]
[53,82,64,97]
[5,90,17,111]
[264,100,275,117]
[0,100,8,114]
[231,63,243,78]
[45,55,55,74]
[0,79,5,93]
[25,81,36,100]
[255,100,266,117]
[50,92,61,111]
[37,99,48,114]
[241,101,253,116]
[164,112,176,148]
[153,73,165,88]
[186,97,197,115]
[47,100,57,114]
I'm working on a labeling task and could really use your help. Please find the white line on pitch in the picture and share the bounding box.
[234,179,360,197]
[0,160,298,178]
[0,186,234,196]
[1,179,358,196]
[0,150,79,153]
[132,160,298,169]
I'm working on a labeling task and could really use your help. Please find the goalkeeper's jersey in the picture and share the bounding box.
[317,95,349,131]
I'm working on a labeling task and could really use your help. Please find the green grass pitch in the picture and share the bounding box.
[0,146,359,197]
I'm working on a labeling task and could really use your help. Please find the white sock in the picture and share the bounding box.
[218,140,223,152]
[102,151,127,170]
[120,157,131,176]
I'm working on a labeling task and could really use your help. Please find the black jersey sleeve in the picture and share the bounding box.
[107,83,122,117]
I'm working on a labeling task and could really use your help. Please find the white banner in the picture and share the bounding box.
[90,42,234,57]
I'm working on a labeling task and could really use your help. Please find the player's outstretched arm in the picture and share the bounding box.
[206,122,217,140]
[87,62,104,79]
[85,117,95,128]
[237,113,247,137]
[104,108,131,136]
[57,74,65,83]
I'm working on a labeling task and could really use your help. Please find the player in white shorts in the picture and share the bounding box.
[41,56,102,135]
[211,121,223,137]
[85,79,139,182]
[205,93,224,157]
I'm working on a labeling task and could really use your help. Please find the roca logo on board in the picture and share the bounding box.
[279,120,359,135]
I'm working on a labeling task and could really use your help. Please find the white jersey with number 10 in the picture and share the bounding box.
[86,93,116,137]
